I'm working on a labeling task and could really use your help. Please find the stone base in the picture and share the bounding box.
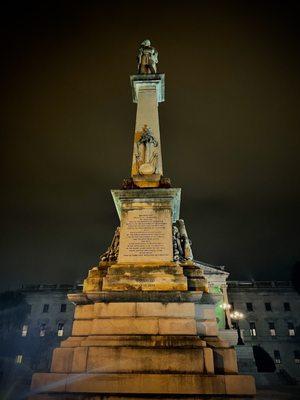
[30,373,255,397]
[29,298,255,398]
[183,264,209,292]
[83,261,209,294]
[132,173,161,188]
[102,263,188,291]
[83,264,109,292]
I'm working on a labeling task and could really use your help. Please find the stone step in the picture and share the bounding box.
[30,372,256,396]
[61,335,207,348]
[50,346,214,374]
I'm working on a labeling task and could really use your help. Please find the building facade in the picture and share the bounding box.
[0,280,299,398]
[0,284,79,399]
[227,280,300,382]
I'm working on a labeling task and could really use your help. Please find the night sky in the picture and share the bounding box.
[1,1,300,289]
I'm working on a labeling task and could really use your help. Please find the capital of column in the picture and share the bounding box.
[130,74,165,103]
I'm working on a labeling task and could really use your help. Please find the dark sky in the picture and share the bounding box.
[1,1,300,289]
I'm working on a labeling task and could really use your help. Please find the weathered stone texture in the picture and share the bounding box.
[87,347,204,373]
[51,348,74,373]
[30,372,255,395]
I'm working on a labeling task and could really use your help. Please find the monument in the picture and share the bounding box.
[29,40,256,399]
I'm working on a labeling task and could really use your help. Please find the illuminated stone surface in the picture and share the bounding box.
[29,40,255,398]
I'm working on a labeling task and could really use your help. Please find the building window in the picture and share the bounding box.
[60,304,67,313]
[246,302,253,312]
[288,322,295,336]
[15,355,23,364]
[249,322,257,336]
[294,351,300,364]
[269,322,276,336]
[274,350,281,364]
[284,302,291,311]
[21,324,28,337]
[265,302,272,312]
[57,323,64,337]
[42,304,49,313]
[40,323,46,337]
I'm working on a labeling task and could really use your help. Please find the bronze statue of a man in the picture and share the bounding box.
[137,39,158,74]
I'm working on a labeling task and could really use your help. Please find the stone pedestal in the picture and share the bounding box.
[29,291,255,399]
[102,263,187,291]
[105,189,188,291]
[29,200,255,399]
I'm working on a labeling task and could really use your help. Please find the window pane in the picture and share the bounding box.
[57,323,64,337]
[287,322,295,336]
[284,302,291,311]
[249,322,256,336]
[265,302,272,311]
[274,350,281,363]
[269,322,276,336]
[42,304,49,313]
[21,324,28,337]
[15,355,23,364]
[60,304,67,312]
[246,303,253,311]
[40,323,46,337]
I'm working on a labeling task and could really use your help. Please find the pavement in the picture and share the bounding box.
[255,386,300,399]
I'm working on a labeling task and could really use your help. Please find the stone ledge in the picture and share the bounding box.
[68,291,220,305]
[30,373,256,396]
[111,188,180,221]
[73,302,219,322]
[61,335,207,348]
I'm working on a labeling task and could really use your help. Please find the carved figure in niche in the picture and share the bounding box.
[137,39,158,74]
[100,227,120,262]
[135,125,158,175]
[173,225,183,261]
[172,219,194,262]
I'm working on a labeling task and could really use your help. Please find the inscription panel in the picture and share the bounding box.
[118,208,173,263]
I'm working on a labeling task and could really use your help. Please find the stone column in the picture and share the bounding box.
[130,74,165,187]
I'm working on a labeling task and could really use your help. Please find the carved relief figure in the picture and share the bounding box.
[134,125,158,175]
[172,219,193,262]
[100,227,120,262]
[173,225,183,261]
[137,39,158,74]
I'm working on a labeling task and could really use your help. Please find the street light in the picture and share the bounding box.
[230,311,245,345]
[220,303,231,329]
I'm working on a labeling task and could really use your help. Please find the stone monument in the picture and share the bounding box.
[29,39,256,399]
